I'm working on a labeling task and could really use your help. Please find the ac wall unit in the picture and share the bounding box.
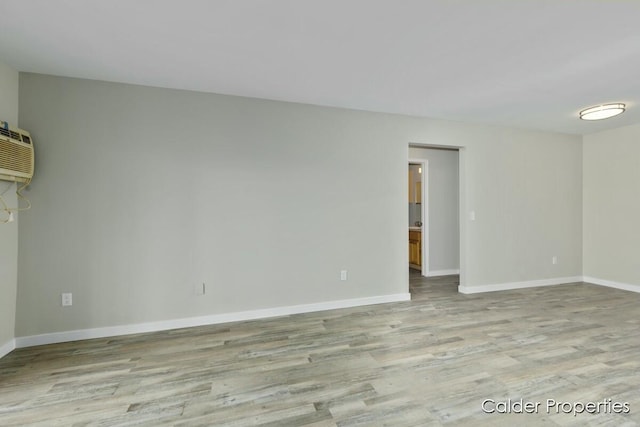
[0,121,34,183]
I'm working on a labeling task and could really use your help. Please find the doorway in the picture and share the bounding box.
[408,145,462,283]
[408,161,428,276]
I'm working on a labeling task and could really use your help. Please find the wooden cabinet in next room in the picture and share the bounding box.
[409,230,421,268]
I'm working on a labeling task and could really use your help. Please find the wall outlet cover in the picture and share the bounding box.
[194,283,205,296]
[61,293,73,306]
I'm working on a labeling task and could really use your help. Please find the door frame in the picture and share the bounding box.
[408,159,429,276]
[408,143,466,292]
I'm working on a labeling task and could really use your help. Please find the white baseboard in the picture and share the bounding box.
[427,269,460,277]
[15,292,411,349]
[0,338,16,359]
[583,276,640,293]
[458,276,583,294]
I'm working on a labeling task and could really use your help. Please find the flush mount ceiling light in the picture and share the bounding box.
[579,103,625,121]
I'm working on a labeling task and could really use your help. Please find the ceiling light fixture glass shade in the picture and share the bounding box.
[579,103,625,121]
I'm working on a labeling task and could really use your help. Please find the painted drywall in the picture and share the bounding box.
[583,123,640,289]
[17,73,410,336]
[409,147,459,273]
[447,127,582,287]
[17,73,583,337]
[0,63,19,125]
[0,61,19,352]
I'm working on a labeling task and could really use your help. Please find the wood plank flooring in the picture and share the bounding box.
[2,273,640,426]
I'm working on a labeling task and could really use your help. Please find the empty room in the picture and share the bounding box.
[1,1,640,426]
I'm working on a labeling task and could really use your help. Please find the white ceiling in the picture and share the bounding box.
[2,0,639,135]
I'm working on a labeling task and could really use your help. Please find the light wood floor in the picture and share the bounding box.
[2,273,640,426]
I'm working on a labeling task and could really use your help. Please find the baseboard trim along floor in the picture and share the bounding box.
[458,276,583,294]
[12,276,639,350]
[6,273,640,425]
[583,276,640,294]
[14,292,411,349]
[427,269,460,277]
[0,338,16,359]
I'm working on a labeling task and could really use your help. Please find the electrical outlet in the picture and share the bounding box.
[552,256,558,265]
[61,293,73,306]
[340,270,348,281]
[194,283,205,296]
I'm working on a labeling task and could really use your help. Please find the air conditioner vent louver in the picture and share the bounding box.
[0,121,35,183]
[0,139,32,173]
[0,126,31,144]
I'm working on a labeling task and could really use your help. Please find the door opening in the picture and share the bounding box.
[408,161,428,276]
[408,144,463,287]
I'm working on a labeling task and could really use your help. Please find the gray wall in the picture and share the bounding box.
[584,123,640,288]
[17,73,583,337]
[0,62,19,350]
[17,74,409,336]
[409,147,459,273]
